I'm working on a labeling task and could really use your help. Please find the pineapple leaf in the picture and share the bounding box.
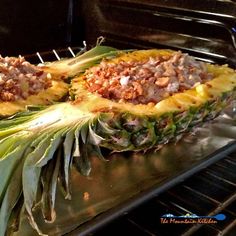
[0,111,37,129]
[0,166,22,236]
[22,133,55,236]
[0,135,20,157]
[6,195,24,235]
[59,128,75,200]
[97,117,117,134]
[67,45,118,66]
[23,128,67,230]
[45,45,126,77]
[80,122,89,144]
[0,144,32,236]
[88,120,108,161]
[73,125,91,176]
[41,148,61,223]
[73,121,87,157]
[0,139,33,236]
[90,144,108,162]
[88,121,105,145]
[0,140,30,204]
[35,129,66,167]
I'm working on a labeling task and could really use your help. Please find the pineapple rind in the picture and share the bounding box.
[96,90,234,151]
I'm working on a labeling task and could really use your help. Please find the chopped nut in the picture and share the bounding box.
[155,77,170,87]
[84,51,212,105]
[0,55,52,101]
[83,192,90,201]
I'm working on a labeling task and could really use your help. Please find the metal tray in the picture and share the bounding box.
[14,106,236,236]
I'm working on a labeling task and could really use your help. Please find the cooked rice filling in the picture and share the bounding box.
[84,51,212,104]
[0,56,52,102]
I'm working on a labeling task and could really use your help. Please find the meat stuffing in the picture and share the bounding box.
[0,56,52,101]
[84,51,213,104]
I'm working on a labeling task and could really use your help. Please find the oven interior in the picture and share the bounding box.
[0,0,236,235]
[2,0,236,66]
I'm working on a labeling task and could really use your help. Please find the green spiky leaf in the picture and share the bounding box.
[44,45,125,77]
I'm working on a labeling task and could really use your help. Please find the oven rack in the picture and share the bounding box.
[24,44,86,64]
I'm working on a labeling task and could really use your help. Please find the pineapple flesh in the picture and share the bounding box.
[0,80,68,117]
[0,47,235,236]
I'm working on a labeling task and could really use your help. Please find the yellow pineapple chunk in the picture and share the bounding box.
[172,93,199,109]
[195,84,210,98]
[155,97,182,114]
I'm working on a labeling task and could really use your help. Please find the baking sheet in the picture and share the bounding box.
[14,106,236,236]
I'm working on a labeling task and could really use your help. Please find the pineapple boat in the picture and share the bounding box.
[0,46,235,235]
[0,55,69,117]
[0,45,117,117]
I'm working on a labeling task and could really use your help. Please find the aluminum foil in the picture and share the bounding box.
[15,106,236,236]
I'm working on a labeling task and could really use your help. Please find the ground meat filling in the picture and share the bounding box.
[84,51,213,105]
[0,56,52,102]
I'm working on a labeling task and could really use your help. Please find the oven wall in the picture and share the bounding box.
[79,0,236,66]
[1,0,236,67]
[0,0,83,56]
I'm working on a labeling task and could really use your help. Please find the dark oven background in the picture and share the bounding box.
[1,0,236,67]
[0,0,82,56]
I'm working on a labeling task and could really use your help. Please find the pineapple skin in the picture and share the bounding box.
[94,90,234,151]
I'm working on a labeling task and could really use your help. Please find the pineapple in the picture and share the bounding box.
[0,47,235,235]
[0,60,69,118]
[0,45,119,118]
[0,80,69,117]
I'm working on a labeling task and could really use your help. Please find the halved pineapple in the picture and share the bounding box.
[0,55,69,117]
[68,49,235,150]
[0,45,120,118]
[0,79,68,117]
[0,48,235,236]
